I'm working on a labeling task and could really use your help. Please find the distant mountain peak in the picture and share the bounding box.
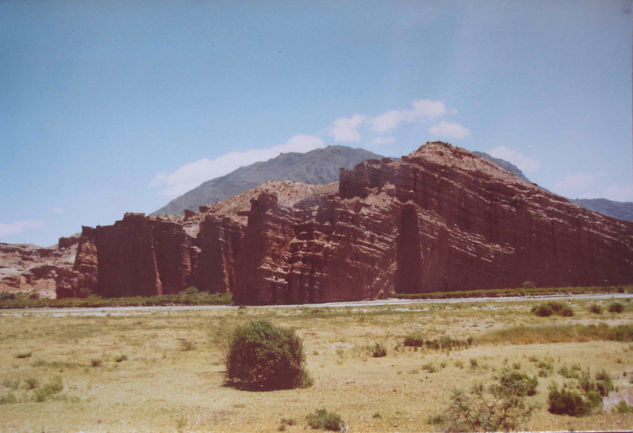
[152,145,383,216]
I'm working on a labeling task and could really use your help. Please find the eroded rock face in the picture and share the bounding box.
[96,213,163,297]
[0,239,77,298]
[340,142,633,292]
[195,215,242,293]
[56,226,98,298]
[51,141,633,302]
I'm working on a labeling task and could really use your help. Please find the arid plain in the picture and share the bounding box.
[1,294,632,432]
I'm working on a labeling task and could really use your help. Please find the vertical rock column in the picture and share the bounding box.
[95,213,163,297]
[234,193,295,304]
[196,216,242,293]
[396,203,423,293]
[150,220,193,294]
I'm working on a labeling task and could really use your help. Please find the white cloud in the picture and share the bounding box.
[372,136,396,145]
[151,135,325,198]
[51,208,64,214]
[429,121,471,139]
[553,173,601,197]
[0,220,44,238]
[330,114,365,143]
[370,110,405,133]
[410,99,447,118]
[489,146,540,173]
[370,99,447,132]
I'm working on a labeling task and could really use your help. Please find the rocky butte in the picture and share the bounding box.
[54,142,633,303]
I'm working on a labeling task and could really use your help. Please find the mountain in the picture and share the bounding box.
[152,146,383,216]
[474,151,633,222]
[473,151,531,183]
[571,198,633,222]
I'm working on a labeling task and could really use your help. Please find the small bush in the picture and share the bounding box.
[548,386,597,416]
[2,379,20,390]
[34,376,63,402]
[24,377,39,390]
[532,304,553,317]
[280,418,297,426]
[0,392,17,405]
[588,304,602,314]
[114,354,128,363]
[608,302,624,313]
[371,343,386,358]
[15,352,32,359]
[422,363,437,373]
[225,320,311,390]
[91,358,102,367]
[178,339,196,351]
[614,401,633,414]
[427,414,446,425]
[443,382,536,432]
[495,370,538,397]
[306,408,345,431]
[532,302,573,317]
[403,335,424,347]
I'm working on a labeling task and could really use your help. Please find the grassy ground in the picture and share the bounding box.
[0,290,232,309]
[0,296,632,432]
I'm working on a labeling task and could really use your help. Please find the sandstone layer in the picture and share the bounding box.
[53,142,633,302]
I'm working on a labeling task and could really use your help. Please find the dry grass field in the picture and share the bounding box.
[0,296,632,432]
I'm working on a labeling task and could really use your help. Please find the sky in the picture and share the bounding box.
[1,0,631,246]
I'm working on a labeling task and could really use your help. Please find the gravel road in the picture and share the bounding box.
[1,292,631,317]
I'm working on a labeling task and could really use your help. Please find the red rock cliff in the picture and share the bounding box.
[54,142,633,302]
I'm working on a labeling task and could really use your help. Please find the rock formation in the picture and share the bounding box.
[52,142,633,302]
[0,236,78,298]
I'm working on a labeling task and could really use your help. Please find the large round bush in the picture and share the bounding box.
[225,320,311,390]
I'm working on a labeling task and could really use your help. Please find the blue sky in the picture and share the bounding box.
[1,0,631,246]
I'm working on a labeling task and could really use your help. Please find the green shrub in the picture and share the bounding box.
[114,354,128,363]
[443,382,535,432]
[614,401,633,414]
[15,351,32,359]
[371,343,386,358]
[495,370,538,397]
[91,358,102,367]
[588,304,602,314]
[608,302,624,313]
[225,320,311,390]
[306,408,345,431]
[548,386,597,416]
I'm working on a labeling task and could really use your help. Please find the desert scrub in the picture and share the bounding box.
[225,320,312,390]
[531,302,573,317]
[306,408,345,431]
[547,385,600,416]
[441,378,537,432]
[494,369,538,396]
[588,303,602,314]
[608,301,624,313]
[33,376,63,402]
[402,334,473,351]
[370,342,386,358]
